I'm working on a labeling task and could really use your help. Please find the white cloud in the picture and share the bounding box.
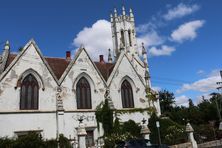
[177,69,221,93]
[149,45,175,56]
[136,23,164,51]
[175,95,189,107]
[197,70,205,75]
[171,20,205,43]
[136,23,157,33]
[163,3,199,21]
[73,19,112,61]
[137,31,164,48]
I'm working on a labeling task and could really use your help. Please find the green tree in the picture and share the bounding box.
[188,99,194,108]
[159,90,175,113]
[148,113,186,145]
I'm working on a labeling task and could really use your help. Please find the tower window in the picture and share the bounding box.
[121,80,134,108]
[121,30,125,46]
[20,74,39,110]
[128,30,132,47]
[76,77,92,109]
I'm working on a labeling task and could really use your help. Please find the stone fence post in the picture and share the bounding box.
[186,122,197,148]
[140,118,151,145]
[77,118,87,148]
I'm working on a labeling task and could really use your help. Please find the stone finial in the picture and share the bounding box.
[122,6,126,16]
[4,40,10,50]
[114,8,117,17]
[145,70,150,81]
[142,43,147,55]
[142,43,149,69]
[129,8,134,21]
[108,49,112,63]
[186,123,194,133]
[110,13,113,22]
[130,8,134,17]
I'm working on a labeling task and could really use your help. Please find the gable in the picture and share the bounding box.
[59,48,107,86]
[0,40,58,86]
[107,52,145,87]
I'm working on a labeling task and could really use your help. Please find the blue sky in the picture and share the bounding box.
[0,0,221,106]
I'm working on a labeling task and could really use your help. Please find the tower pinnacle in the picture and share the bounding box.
[110,13,113,22]
[122,6,126,16]
[129,8,134,21]
[114,8,118,17]
[4,40,10,50]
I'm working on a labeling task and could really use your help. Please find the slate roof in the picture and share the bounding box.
[5,54,114,81]
[45,57,70,79]
[5,54,16,69]
[94,62,115,81]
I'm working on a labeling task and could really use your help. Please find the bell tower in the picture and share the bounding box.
[110,6,138,58]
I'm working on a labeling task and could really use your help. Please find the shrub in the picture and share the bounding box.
[0,133,71,148]
[149,113,186,145]
[58,134,72,148]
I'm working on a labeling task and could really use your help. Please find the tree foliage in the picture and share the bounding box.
[159,90,175,113]
[148,113,186,145]
[158,90,222,143]
[95,99,142,147]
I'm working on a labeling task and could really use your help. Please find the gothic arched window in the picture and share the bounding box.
[76,77,92,109]
[121,80,134,108]
[20,74,39,110]
[121,30,125,46]
[128,30,132,46]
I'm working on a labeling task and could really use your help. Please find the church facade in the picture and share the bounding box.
[0,7,160,146]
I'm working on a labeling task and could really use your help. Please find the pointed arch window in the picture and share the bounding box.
[121,30,125,46]
[76,77,92,109]
[20,74,39,110]
[121,80,134,108]
[128,30,132,46]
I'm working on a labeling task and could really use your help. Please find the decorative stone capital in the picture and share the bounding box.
[77,122,87,136]
[185,123,194,133]
[140,118,151,135]
[140,125,151,135]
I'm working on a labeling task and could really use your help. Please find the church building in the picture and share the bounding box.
[0,7,160,146]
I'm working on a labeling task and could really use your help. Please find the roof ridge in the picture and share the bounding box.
[44,56,66,59]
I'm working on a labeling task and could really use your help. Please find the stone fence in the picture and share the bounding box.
[169,139,222,148]
[198,139,222,148]
[169,142,192,148]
